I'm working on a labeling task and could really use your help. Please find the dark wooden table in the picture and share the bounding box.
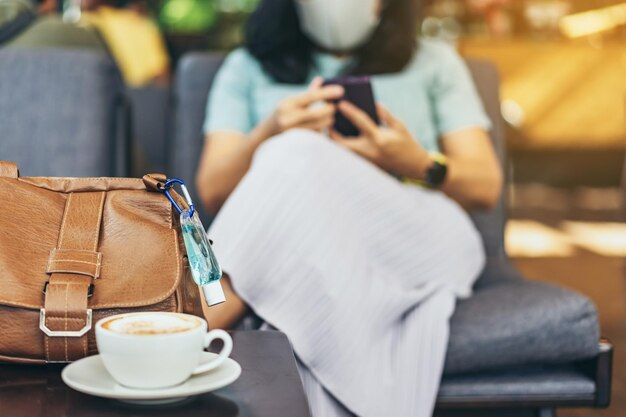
[0,331,312,417]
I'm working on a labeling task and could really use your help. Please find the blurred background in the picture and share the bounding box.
[1,0,625,414]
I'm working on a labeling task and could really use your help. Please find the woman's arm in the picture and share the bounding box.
[438,127,503,210]
[197,79,343,215]
[196,119,277,216]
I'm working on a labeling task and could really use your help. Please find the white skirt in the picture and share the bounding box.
[208,129,485,417]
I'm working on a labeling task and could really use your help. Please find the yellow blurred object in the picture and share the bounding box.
[82,6,169,86]
[505,220,576,257]
[559,2,626,38]
[461,39,626,150]
[506,219,626,258]
[563,221,626,256]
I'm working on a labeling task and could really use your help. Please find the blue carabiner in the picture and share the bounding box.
[162,178,195,218]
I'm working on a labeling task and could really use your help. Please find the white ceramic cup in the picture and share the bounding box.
[95,312,233,389]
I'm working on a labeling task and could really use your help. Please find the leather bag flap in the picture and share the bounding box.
[0,176,182,310]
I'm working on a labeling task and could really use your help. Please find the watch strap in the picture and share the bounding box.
[403,152,448,189]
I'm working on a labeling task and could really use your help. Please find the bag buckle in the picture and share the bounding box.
[39,309,93,337]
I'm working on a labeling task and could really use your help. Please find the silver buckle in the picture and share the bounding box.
[39,308,92,337]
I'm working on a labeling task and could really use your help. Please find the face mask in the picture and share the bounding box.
[295,0,381,51]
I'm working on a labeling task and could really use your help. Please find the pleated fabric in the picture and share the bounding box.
[208,129,486,417]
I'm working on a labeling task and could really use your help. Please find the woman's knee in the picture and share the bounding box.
[258,128,329,157]
[254,128,342,170]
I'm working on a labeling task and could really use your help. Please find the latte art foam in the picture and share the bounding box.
[102,314,201,335]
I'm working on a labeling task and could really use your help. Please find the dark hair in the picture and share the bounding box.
[245,0,422,84]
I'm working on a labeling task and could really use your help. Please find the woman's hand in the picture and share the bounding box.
[331,100,503,210]
[330,101,431,180]
[266,77,344,138]
[196,78,342,215]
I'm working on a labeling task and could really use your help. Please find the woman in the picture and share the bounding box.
[197,0,503,415]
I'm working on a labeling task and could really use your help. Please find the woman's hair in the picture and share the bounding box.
[245,0,423,84]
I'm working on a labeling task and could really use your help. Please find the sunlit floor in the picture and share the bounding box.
[507,185,625,417]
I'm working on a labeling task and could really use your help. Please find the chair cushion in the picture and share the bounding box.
[444,272,599,375]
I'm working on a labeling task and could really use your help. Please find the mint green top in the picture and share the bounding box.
[203,39,490,152]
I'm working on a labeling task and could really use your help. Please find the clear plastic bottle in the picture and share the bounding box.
[180,209,225,306]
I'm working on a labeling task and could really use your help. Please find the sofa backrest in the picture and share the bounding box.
[170,52,225,224]
[0,47,129,177]
[171,53,507,258]
[466,59,507,259]
[127,85,171,177]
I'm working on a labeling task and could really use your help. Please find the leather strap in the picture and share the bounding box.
[47,249,102,279]
[0,161,18,178]
[43,192,105,362]
[142,173,167,191]
[142,173,189,213]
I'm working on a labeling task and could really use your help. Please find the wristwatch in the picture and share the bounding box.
[404,152,448,189]
[424,152,448,188]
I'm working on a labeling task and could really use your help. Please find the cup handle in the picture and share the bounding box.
[192,329,233,375]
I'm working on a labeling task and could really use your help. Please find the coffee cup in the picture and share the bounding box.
[95,312,233,389]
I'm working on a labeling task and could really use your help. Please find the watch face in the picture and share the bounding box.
[426,161,448,188]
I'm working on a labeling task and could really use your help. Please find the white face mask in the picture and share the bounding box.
[295,0,381,51]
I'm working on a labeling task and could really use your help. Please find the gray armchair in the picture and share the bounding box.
[0,48,129,177]
[171,53,612,417]
[169,54,224,225]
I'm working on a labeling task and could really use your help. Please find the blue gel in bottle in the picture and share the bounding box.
[180,209,225,306]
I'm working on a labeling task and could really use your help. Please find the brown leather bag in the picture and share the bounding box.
[0,161,204,364]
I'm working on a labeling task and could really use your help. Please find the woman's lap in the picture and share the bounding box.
[232,129,484,294]
[208,129,485,417]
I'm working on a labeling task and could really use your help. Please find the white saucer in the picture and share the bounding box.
[62,352,242,405]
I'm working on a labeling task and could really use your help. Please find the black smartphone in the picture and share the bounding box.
[322,76,379,137]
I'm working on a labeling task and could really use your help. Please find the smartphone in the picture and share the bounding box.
[322,76,379,137]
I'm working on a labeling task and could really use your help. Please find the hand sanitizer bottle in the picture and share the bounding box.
[180,209,225,306]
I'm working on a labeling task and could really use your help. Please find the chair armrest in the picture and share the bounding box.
[576,339,613,408]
